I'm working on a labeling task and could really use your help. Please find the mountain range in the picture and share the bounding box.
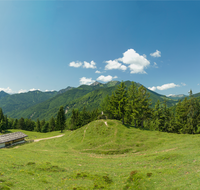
[0,81,192,121]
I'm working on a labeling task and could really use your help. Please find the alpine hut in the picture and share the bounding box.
[0,132,28,148]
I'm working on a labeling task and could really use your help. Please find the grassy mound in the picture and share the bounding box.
[64,119,173,155]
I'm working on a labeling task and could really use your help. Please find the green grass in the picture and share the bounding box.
[1,120,200,189]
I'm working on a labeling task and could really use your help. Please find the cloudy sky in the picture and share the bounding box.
[0,1,200,96]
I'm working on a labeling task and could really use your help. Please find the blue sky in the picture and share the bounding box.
[0,1,200,96]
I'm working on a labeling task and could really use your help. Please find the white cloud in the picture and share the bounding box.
[29,88,40,91]
[148,83,180,91]
[83,60,96,69]
[120,65,127,71]
[96,75,117,82]
[157,83,180,90]
[95,70,101,74]
[150,50,161,57]
[181,82,186,86]
[18,89,27,93]
[120,49,150,74]
[105,60,127,71]
[45,89,55,92]
[148,86,157,91]
[105,49,149,74]
[80,77,95,85]
[0,87,13,94]
[69,61,82,68]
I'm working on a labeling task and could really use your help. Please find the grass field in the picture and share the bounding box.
[1,120,200,189]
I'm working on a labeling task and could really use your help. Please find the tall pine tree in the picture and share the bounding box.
[56,106,66,133]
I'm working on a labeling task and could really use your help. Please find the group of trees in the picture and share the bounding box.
[69,107,100,130]
[101,82,200,134]
[101,82,152,128]
[0,106,66,133]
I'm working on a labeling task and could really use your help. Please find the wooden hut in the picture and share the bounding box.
[0,132,28,148]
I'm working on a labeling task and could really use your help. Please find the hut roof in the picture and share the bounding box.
[0,132,28,144]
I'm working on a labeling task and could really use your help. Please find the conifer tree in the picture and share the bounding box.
[49,117,56,132]
[111,81,128,124]
[126,82,139,126]
[35,118,41,132]
[136,86,152,128]
[56,106,66,132]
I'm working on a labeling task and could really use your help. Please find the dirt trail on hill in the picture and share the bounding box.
[34,134,65,142]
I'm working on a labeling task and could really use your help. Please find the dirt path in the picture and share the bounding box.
[81,127,88,143]
[34,134,65,142]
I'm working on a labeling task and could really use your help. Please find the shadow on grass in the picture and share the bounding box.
[1,130,13,134]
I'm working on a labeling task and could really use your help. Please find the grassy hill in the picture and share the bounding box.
[3,81,178,121]
[1,119,200,189]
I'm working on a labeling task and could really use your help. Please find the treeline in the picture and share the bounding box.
[69,107,100,130]
[100,81,200,134]
[0,105,101,133]
[0,106,67,133]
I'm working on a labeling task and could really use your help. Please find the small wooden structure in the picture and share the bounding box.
[0,132,28,148]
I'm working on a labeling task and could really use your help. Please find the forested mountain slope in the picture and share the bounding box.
[0,90,57,116]
[4,81,178,121]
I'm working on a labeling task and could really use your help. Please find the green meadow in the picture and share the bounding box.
[1,120,200,189]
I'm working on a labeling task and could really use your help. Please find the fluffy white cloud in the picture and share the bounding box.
[105,49,150,74]
[0,87,13,94]
[148,86,157,91]
[105,60,127,71]
[80,77,95,85]
[157,83,180,90]
[83,60,96,69]
[69,61,82,68]
[181,82,186,86]
[148,83,180,91]
[97,75,117,82]
[150,50,161,57]
[95,70,101,74]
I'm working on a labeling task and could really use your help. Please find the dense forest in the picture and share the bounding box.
[1,81,200,135]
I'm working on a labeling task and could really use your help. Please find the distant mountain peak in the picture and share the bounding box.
[90,81,101,86]
[58,86,74,94]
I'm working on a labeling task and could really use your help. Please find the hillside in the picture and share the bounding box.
[0,90,57,117]
[3,81,178,121]
[1,120,200,189]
